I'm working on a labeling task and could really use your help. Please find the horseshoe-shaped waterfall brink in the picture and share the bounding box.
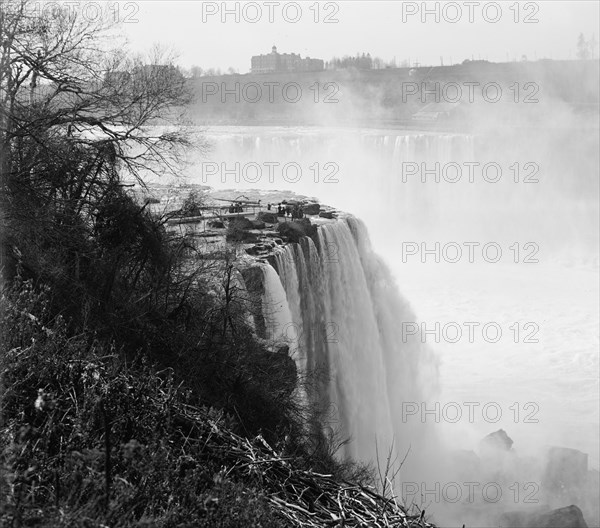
[256,215,440,476]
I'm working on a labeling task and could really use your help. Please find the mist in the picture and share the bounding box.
[149,59,600,527]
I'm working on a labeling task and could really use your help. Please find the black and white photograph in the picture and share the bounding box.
[1,1,599,526]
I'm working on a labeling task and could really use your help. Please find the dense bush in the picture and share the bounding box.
[0,279,293,527]
[0,168,370,524]
[0,276,377,527]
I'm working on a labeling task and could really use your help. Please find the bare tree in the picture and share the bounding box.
[0,0,198,279]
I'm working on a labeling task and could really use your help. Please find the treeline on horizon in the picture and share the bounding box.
[182,31,599,78]
[183,51,396,77]
[0,3,378,527]
[181,58,599,130]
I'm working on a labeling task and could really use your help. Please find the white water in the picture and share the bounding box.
[173,125,598,525]
[272,217,438,476]
[259,263,301,364]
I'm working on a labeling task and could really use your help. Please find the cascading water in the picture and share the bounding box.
[183,124,598,525]
[172,122,599,526]
[271,216,439,475]
[259,262,303,370]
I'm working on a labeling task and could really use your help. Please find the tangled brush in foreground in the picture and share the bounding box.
[166,405,435,528]
[0,281,435,527]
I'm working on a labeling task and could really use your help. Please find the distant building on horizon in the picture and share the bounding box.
[251,46,324,74]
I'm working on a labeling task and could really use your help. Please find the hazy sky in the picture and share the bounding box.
[119,1,600,71]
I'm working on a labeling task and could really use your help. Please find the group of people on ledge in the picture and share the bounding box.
[228,202,244,213]
[267,202,305,220]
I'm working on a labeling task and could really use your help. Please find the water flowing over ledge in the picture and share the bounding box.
[249,214,440,472]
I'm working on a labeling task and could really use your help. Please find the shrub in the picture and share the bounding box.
[0,279,293,527]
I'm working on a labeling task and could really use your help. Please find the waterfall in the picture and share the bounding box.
[271,247,305,373]
[193,124,598,524]
[270,216,439,472]
[259,263,301,367]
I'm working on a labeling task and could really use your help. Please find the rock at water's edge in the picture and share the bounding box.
[228,216,254,230]
[500,504,589,528]
[319,211,336,219]
[479,429,514,453]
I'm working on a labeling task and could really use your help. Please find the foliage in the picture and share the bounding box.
[0,3,412,527]
[326,53,396,70]
[0,282,291,526]
[0,281,428,528]
[180,189,207,217]
[0,0,200,282]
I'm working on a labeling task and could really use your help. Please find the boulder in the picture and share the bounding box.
[533,505,589,528]
[500,506,551,528]
[479,429,514,453]
[319,211,337,219]
[257,211,278,224]
[302,203,321,215]
[226,217,260,242]
[251,219,266,230]
[500,505,589,528]
[228,216,254,230]
[277,219,316,243]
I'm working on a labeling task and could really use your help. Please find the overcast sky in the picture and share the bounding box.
[120,1,600,71]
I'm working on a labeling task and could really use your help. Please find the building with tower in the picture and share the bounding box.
[251,46,324,73]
